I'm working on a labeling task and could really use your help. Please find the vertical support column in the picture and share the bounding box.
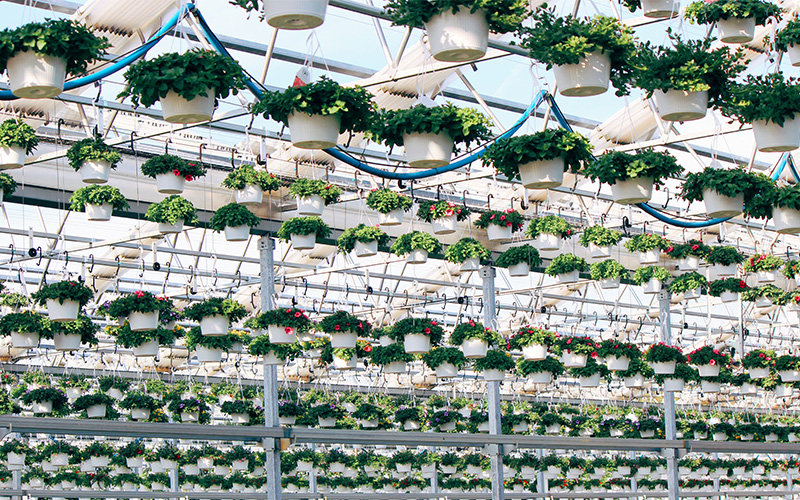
[260,236,281,500]
[659,289,679,500]
[11,433,20,500]
[482,265,505,500]
[536,449,546,495]
[168,439,179,494]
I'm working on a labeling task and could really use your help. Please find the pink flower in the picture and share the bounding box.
[334,325,341,331]
[134,290,144,298]
[173,169,181,176]
[713,349,719,355]
[294,312,302,318]
[691,244,699,251]
[424,328,431,334]
[709,359,716,366]
[500,216,506,221]
[185,175,194,182]
[284,327,294,334]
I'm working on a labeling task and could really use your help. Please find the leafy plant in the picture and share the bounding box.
[668,271,708,293]
[391,317,445,345]
[222,164,281,192]
[722,73,800,126]
[0,119,38,154]
[444,237,490,263]
[365,188,413,213]
[57,314,99,345]
[32,280,93,306]
[248,336,302,361]
[144,195,198,224]
[706,246,746,266]
[372,103,492,150]
[526,215,573,238]
[589,259,628,280]
[384,0,530,32]
[422,346,468,369]
[0,292,25,309]
[337,224,389,253]
[687,346,730,367]
[644,343,685,363]
[517,356,565,376]
[141,155,205,180]
[450,320,501,345]
[496,244,541,268]
[776,19,800,52]
[208,203,261,231]
[110,324,174,348]
[369,343,414,366]
[741,284,786,303]
[288,178,342,205]
[742,349,776,370]
[319,311,371,337]
[632,266,670,285]
[72,392,114,412]
[119,49,248,107]
[108,291,169,317]
[417,200,471,222]
[666,240,710,259]
[624,233,669,253]
[276,216,331,240]
[508,327,557,349]
[482,130,593,180]
[708,278,748,296]
[583,150,681,187]
[545,253,588,276]
[119,392,163,411]
[0,310,50,336]
[553,336,599,356]
[776,355,800,372]
[98,376,129,393]
[776,185,800,211]
[255,308,314,333]
[69,185,129,211]
[519,9,638,96]
[597,340,641,359]
[65,137,122,171]
[0,19,109,75]
[684,0,781,25]
[473,349,516,372]
[184,297,246,322]
[390,231,442,255]
[184,327,233,352]
[679,167,776,220]
[474,209,525,231]
[20,387,68,410]
[570,359,608,378]
[579,226,623,247]
[744,254,784,273]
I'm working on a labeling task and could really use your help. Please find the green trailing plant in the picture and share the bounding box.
[687,346,730,367]
[390,231,442,255]
[518,9,637,95]
[444,237,490,263]
[706,246,746,266]
[553,336,599,357]
[372,103,493,150]
[0,310,50,337]
[219,400,255,416]
[684,0,781,25]
[668,271,708,293]
[144,195,198,225]
[184,327,233,352]
[450,320,502,346]
[744,254,784,273]
[337,224,389,253]
[69,185,129,212]
[365,188,413,213]
[589,259,628,280]
[579,226,623,248]
[775,355,800,373]
[352,403,388,422]
[0,19,109,75]
[482,130,593,180]
[0,119,38,154]
[319,310,371,337]
[722,74,800,127]
[222,164,281,192]
[65,137,122,171]
[632,266,670,285]
[108,291,169,317]
[119,392,163,411]
[517,356,565,376]
[184,297,246,322]
[166,397,211,423]
[255,307,314,334]
[390,317,445,345]
[383,0,530,32]
[110,324,175,348]
[742,349,776,370]
[31,280,93,306]
[98,376,129,393]
[20,387,68,411]
[248,336,302,361]
[473,349,516,372]
[508,326,557,349]
[545,254,588,276]
[644,343,686,363]
[58,314,99,345]
[741,284,787,304]
[496,244,541,268]
[526,215,573,238]
[288,178,342,205]
[679,167,776,220]
[417,200,471,222]
[597,340,641,359]
[708,278,748,296]
[784,260,800,279]
[0,173,16,198]
[569,359,609,378]
[72,392,114,412]
[254,77,375,134]
[369,343,414,366]
[208,203,261,231]
[474,209,525,232]
[777,185,800,212]
[278,400,303,417]
[583,150,681,187]
[141,155,205,180]
[276,217,331,240]
[624,233,669,253]
[666,240,710,259]
[119,49,248,107]
[776,19,800,52]
[422,346,468,369]
[394,406,423,424]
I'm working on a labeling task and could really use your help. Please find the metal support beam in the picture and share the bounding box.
[483,265,504,500]
[659,289,680,500]
[260,236,280,500]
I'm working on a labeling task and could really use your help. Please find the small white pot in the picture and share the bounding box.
[717,16,756,44]
[777,384,794,398]
[199,314,229,336]
[435,362,458,378]
[263,351,283,365]
[7,51,67,99]
[230,413,250,424]
[643,278,662,294]
[610,176,654,205]
[684,288,700,300]
[600,277,620,289]
[268,324,296,344]
[757,270,776,283]
[160,89,215,124]
[288,112,341,149]
[430,215,458,236]
[264,0,328,30]
[697,363,720,377]
[379,208,404,226]
[404,333,431,354]
[482,368,506,382]
[755,295,773,308]
[132,340,158,357]
[561,351,587,368]
[131,408,151,420]
[460,257,481,272]
[333,354,356,369]
[654,89,709,122]
[79,160,112,184]
[703,189,744,219]
[224,225,251,242]
[32,400,53,414]
[779,370,800,382]
[403,132,453,169]
[329,331,357,349]
[553,51,611,97]
[639,249,660,264]
[235,184,263,205]
[700,380,721,393]
[10,331,39,348]
[536,232,561,252]
[486,224,512,242]
[86,404,107,418]
[354,240,378,257]
[85,203,113,221]
[406,248,429,264]
[425,7,489,62]
[129,310,159,332]
[678,255,700,271]
[155,172,186,194]
[378,335,395,347]
[403,420,421,430]
[518,157,565,189]
[589,242,611,259]
[46,298,80,322]
[290,232,316,250]
[296,194,324,216]
[713,263,737,277]
[579,372,601,387]
[606,355,630,371]
[53,332,81,351]
[748,366,770,379]
[158,219,184,234]
[195,345,223,363]
[522,344,547,361]
[773,206,800,234]
[719,290,738,303]
[650,360,676,375]
[641,0,680,17]
[383,361,406,374]
[508,262,530,277]
[624,373,645,388]
[461,338,488,359]
[279,415,296,426]
[753,118,800,152]
[557,269,580,284]
[0,145,25,170]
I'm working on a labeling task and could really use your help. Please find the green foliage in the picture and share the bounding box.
[369,343,414,365]
[417,200,471,222]
[141,155,206,179]
[65,137,122,171]
[633,33,746,104]
[668,271,708,293]
[108,291,168,316]
[255,307,314,333]
[496,244,541,268]
[525,215,573,238]
[110,324,174,348]
[597,340,641,359]
[708,278,748,296]
[208,203,261,231]
[632,266,670,285]
[222,165,280,192]
[72,392,114,411]
[0,310,50,336]
[184,326,233,351]
[473,349,516,372]
[569,358,608,378]
[624,233,669,253]
[474,209,524,231]
[98,376,129,392]
[32,280,93,306]
[144,195,198,224]
[644,343,686,363]
[776,185,800,211]
[58,314,99,345]
[684,0,781,25]
[482,130,592,180]
[119,49,248,107]
[508,326,557,349]
[365,188,413,213]
[276,216,331,240]
[553,336,599,356]
[119,392,163,411]
[248,336,302,361]
[20,387,68,410]
[0,173,16,198]
[666,239,710,259]
[383,0,530,32]
[589,259,628,280]
[184,297,246,322]
[722,73,800,126]
[579,226,623,247]
[783,260,800,278]
[776,355,800,372]
[744,254,784,272]
[0,19,109,75]
[517,356,565,376]
[288,178,342,205]
[372,103,492,150]
[444,237,490,263]
[253,77,376,134]
[583,150,681,187]
[686,346,730,367]
[69,185,129,211]
[390,231,442,255]
[741,284,786,303]
[450,320,501,345]
[319,310,371,336]
[0,119,38,154]
[337,224,389,253]
[775,18,800,52]
[391,317,445,345]
[422,346,467,369]
[742,349,775,369]
[0,292,28,309]
[545,253,588,276]
[519,9,638,96]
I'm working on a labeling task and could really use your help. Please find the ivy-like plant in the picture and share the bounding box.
[495,244,542,268]
[276,217,331,240]
[365,188,413,214]
[518,9,638,96]
[208,203,261,231]
[383,0,530,32]
[0,119,38,154]
[743,254,784,273]
[684,0,781,25]
[668,271,708,294]
[583,150,681,187]
[69,185,129,212]
[517,356,565,377]
[545,254,588,276]
[371,103,492,150]
[336,224,389,254]
[222,165,281,192]
[65,137,122,171]
[721,74,800,127]
[111,324,174,348]
[482,130,593,180]
[525,215,573,239]
[141,155,206,180]
[288,178,342,205]
[775,19,800,52]
[741,284,786,303]
[248,336,302,361]
[589,259,628,280]
[708,278,748,296]
[184,297,247,322]
[184,326,233,352]
[119,392,163,411]
[443,237,490,263]
[119,49,248,107]
[144,196,199,225]
[390,231,442,255]
[369,344,414,366]
[474,209,525,231]
[579,226,623,247]
[679,167,776,219]
[31,280,93,306]
[631,266,671,285]
[624,233,669,253]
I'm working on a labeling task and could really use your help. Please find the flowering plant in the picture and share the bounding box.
[72,392,114,412]
[744,254,783,273]
[666,240,710,259]
[553,336,599,357]
[108,291,169,317]
[782,260,800,279]
[248,336,302,361]
[222,164,280,192]
[526,215,572,239]
[708,278,748,296]
[319,311,371,337]
[507,327,558,349]
[569,359,609,378]
[496,245,542,268]
[390,317,445,345]
[278,400,303,417]
[257,308,314,334]
[474,209,525,231]
[644,343,685,363]
[308,402,344,420]
[422,347,467,369]
[624,233,669,253]
[545,253,588,276]
[31,280,93,306]
[668,271,708,294]
[417,200,471,222]
[110,324,175,348]
[706,246,746,266]
[444,237,490,263]
[775,355,800,372]
[597,340,641,359]
[395,406,423,424]
[742,349,775,370]
[684,0,781,25]
[365,188,414,214]
[450,320,502,345]
[119,392,163,411]
[183,297,247,322]
[686,346,730,367]
[141,155,205,181]
[288,178,342,205]
[517,356,565,376]
[429,409,457,427]
[369,344,414,366]
[20,387,68,410]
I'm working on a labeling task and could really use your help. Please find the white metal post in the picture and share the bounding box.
[659,289,679,500]
[260,236,280,500]
[482,265,505,500]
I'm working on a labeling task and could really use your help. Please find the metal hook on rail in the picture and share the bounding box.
[188,265,196,294]
[7,244,13,264]
[661,187,670,209]
[436,185,442,201]
[129,132,137,157]
[198,143,206,166]
[164,138,171,155]
[231,149,237,169]
[36,247,43,266]
[57,119,65,141]
[487,193,493,210]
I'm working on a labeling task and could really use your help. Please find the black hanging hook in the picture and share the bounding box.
[164,138,171,155]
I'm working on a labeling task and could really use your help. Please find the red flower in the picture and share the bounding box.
[294,312,302,318]
[506,222,512,227]
[686,356,691,362]
[185,175,194,182]
[363,345,372,353]
[590,352,598,358]
[709,359,716,366]
[284,327,294,334]
[759,353,766,358]
[469,321,475,327]
[424,328,431,334]
[173,169,181,176]
[691,244,699,251]
[430,320,437,326]
[334,325,341,331]
[740,280,747,288]
[666,246,674,253]
[566,230,571,236]
[490,215,495,220]
[134,290,144,298]
[500,215,506,221]
[712,349,719,355]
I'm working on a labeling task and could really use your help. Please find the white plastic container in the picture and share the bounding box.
[403,132,453,169]
[641,0,680,17]
[518,158,564,189]
[404,333,431,354]
[508,262,530,277]
[406,248,428,264]
[773,206,800,234]
[654,90,708,122]
[158,219,184,234]
[354,240,378,257]
[536,233,561,251]
[290,232,316,250]
[6,51,67,99]
[461,338,488,359]
[753,118,800,152]
[264,0,328,30]
[160,89,215,124]
[235,185,263,205]
[132,340,158,357]
[610,176,654,204]
[195,346,223,363]
[85,203,113,221]
[296,194,325,216]
[79,160,112,184]
[431,215,457,235]
[379,208,404,226]
[717,16,756,44]
[435,362,458,378]
[268,324,296,344]
[0,145,26,169]
[52,332,81,351]
[129,310,159,332]
[553,51,611,97]
[425,7,489,62]
[287,112,341,149]
[46,298,80,322]
[224,225,251,242]
[199,314,229,336]
[486,224,512,241]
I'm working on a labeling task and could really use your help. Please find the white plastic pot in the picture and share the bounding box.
[643,278,662,294]
[522,344,547,361]
[713,263,737,278]
[10,331,38,348]
[779,370,800,382]
[333,354,356,369]
[518,158,565,189]
[131,408,151,420]
[379,208,404,226]
[32,401,52,414]
[290,232,316,250]
[53,332,81,351]
[777,384,794,398]
[589,243,611,259]
[624,373,645,388]
[85,203,113,222]
[262,351,283,365]
[0,145,25,170]
[155,172,186,194]
[224,225,251,242]
[268,324,296,344]
[536,233,561,252]
[435,362,458,378]
[508,262,530,277]
[158,219,184,234]
[383,361,406,374]
[684,288,700,300]
[132,340,158,357]
[329,331,357,349]
[639,249,660,264]
[678,255,700,271]
[753,118,800,152]
[160,89,215,124]
[650,360,676,375]
[561,351,587,368]
[606,355,630,371]
[700,380,721,393]
[403,132,453,169]
[486,224,512,242]
[404,333,431,354]
[296,194,324,216]
[195,346,223,363]
[79,160,112,184]
[717,16,756,44]
[600,277,620,289]
[748,366,770,379]
[235,184,263,205]
[279,416,296,426]
[579,373,601,387]
[697,364,720,378]
[703,189,743,219]
[406,248,428,264]
[439,421,457,431]
[557,270,580,284]
[757,270,776,283]
[46,298,80,322]
[378,335,395,347]
[128,310,159,332]
[230,413,250,425]
[461,338,488,359]
[641,0,680,17]
[425,7,489,62]
[610,176,654,204]
[755,296,773,308]
[719,290,738,303]
[773,206,800,234]
[287,112,341,149]
[654,90,708,122]
[482,369,506,382]
[200,314,229,336]
[264,0,328,30]
[86,404,107,418]
[431,215,458,236]
[460,257,480,272]
[553,51,611,97]
[7,51,67,99]
[529,371,552,384]
[354,240,378,257]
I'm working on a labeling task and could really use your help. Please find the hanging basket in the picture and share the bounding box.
[482,368,506,382]
[264,0,328,30]
[354,240,378,257]
[296,194,325,216]
[773,206,800,234]
[263,351,283,365]
[268,325,296,344]
[700,380,721,393]
[132,340,158,357]
[486,224,512,242]
[529,371,552,384]
[86,404,107,419]
[713,263,737,277]
[460,257,481,272]
[536,233,561,252]
[200,315,229,336]
[678,256,700,271]
[650,360,676,375]
[522,344,547,361]
[638,249,660,265]
[290,232,316,250]
[196,346,223,363]
[52,332,81,351]
[383,361,406,374]
[624,373,645,388]
[748,366,770,379]
[406,248,429,264]
[424,7,489,62]
[654,90,708,122]
[435,362,458,378]
[333,354,356,369]
[719,290,738,303]
[329,330,357,349]
[235,185,264,205]
[287,112,341,150]
[589,243,611,259]
[158,219,184,234]
[606,355,630,371]
[561,351,587,368]
[599,277,620,289]
[518,158,565,189]
[716,16,756,44]
[610,176,654,204]
[788,44,800,66]
[461,338,488,359]
[643,278,662,294]
[703,189,743,219]
[579,373,601,387]
[10,331,39,348]
[753,118,800,152]
[403,333,431,354]
[155,172,186,194]
[697,364,720,377]
[641,0,680,18]
[79,160,112,184]
[46,298,80,322]
[379,208,404,226]
[779,369,800,382]
[129,310,159,332]
[85,203,113,222]
[224,225,251,242]
[757,270,775,284]
[431,215,457,235]
[553,51,611,97]
[507,262,530,277]
[6,51,67,99]
[0,145,25,170]
[403,132,453,169]
[557,270,580,284]
[160,89,215,124]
